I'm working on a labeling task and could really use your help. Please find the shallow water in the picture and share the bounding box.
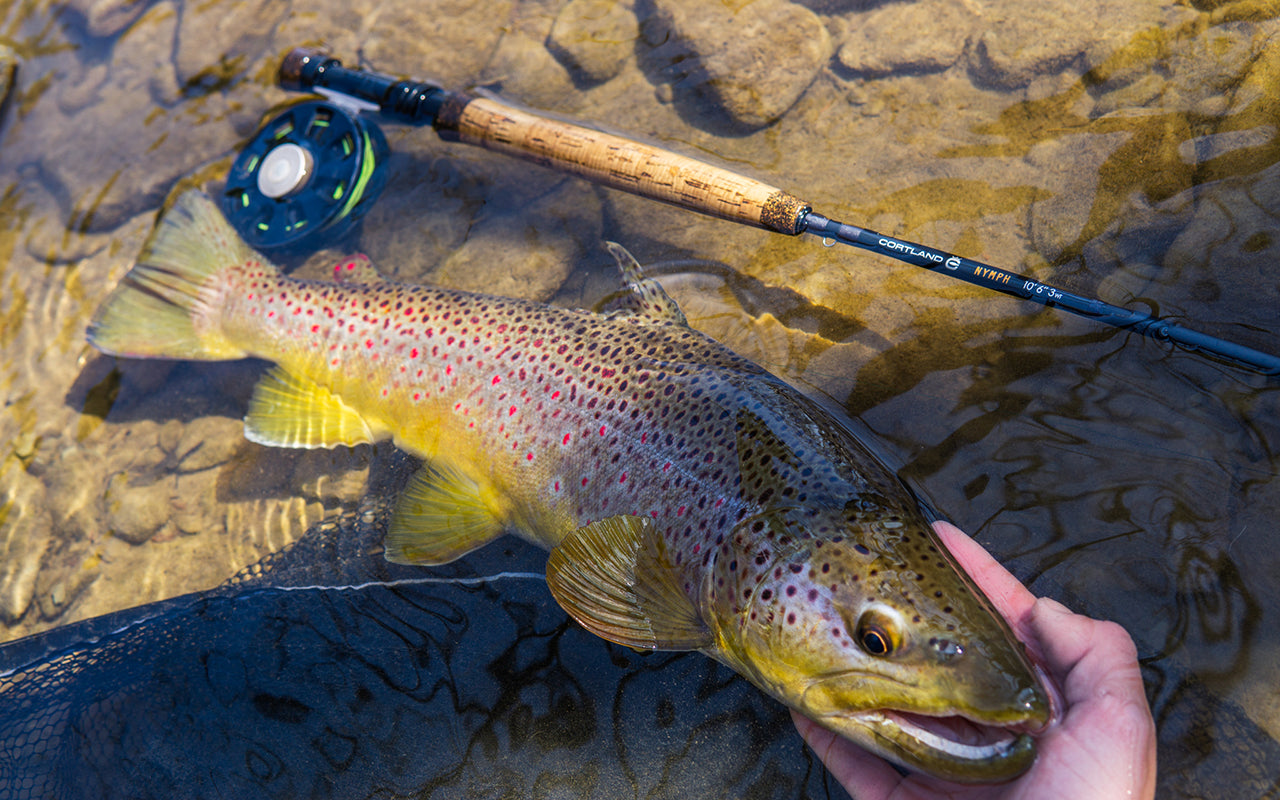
[1,0,1279,797]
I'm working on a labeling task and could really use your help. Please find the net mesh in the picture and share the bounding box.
[0,497,835,800]
[0,496,1277,799]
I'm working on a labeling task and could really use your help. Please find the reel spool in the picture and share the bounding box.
[223,99,389,250]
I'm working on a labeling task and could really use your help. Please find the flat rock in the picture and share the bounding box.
[0,469,52,624]
[1026,130,1132,263]
[36,556,101,620]
[104,472,173,545]
[431,223,579,302]
[967,0,1174,88]
[649,0,832,129]
[174,0,289,87]
[64,0,151,37]
[430,179,601,301]
[175,415,245,473]
[171,471,222,536]
[838,0,977,76]
[482,24,582,111]
[33,2,239,232]
[547,0,640,85]
[0,44,15,113]
[360,0,514,87]
[1161,157,1280,337]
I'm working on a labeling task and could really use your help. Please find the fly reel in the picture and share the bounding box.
[223,99,389,250]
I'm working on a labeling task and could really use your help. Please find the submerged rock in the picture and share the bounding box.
[173,0,289,87]
[64,0,151,37]
[547,0,639,85]
[0,469,51,624]
[837,0,976,76]
[648,0,832,128]
[104,472,172,545]
[36,555,101,621]
[427,175,601,301]
[1161,157,1280,337]
[174,416,244,473]
[0,45,15,115]
[35,2,237,232]
[967,0,1174,88]
[360,0,514,87]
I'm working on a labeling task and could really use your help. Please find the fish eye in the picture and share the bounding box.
[860,625,892,656]
[855,607,903,657]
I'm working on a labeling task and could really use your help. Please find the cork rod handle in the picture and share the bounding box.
[435,94,811,236]
[280,48,810,234]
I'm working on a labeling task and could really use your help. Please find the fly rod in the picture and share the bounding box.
[250,48,1279,376]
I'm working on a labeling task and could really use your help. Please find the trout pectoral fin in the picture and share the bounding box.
[546,515,711,651]
[244,366,375,448]
[384,464,505,565]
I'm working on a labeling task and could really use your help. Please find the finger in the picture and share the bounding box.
[932,520,1038,626]
[1028,598,1144,705]
[1029,601,1156,799]
[790,710,904,800]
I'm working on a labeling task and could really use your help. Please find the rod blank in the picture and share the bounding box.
[277,48,1280,377]
[801,214,1280,375]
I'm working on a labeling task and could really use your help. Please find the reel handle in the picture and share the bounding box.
[279,48,811,235]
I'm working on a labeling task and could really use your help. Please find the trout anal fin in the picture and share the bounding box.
[384,464,506,565]
[245,366,375,448]
[599,242,689,327]
[546,515,711,651]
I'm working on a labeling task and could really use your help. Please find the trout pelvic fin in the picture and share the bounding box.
[86,191,260,360]
[244,366,377,448]
[384,464,506,565]
[546,515,711,651]
[600,242,689,327]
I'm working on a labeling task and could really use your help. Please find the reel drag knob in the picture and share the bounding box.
[223,99,388,250]
[256,143,313,199]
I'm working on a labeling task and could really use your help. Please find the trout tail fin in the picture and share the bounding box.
[87,191,267,360]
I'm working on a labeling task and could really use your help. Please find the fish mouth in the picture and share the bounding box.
[824,708,1040,783]
[875,709,1025,761]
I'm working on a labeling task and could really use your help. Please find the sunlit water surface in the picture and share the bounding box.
[1,0,1278,797]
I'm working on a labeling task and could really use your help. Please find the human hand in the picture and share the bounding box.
[791,520,1156,800]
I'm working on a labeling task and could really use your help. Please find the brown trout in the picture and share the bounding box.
[88,191,1051,782]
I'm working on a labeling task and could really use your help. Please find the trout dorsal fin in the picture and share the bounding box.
[244,366,377,448]
[600,242,689,327]
[546,515,711,651]
[384,463,506,565]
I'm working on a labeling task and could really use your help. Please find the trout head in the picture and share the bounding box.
[702,507,1052,783]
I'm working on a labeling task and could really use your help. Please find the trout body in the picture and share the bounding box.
[89,192,1050,782]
